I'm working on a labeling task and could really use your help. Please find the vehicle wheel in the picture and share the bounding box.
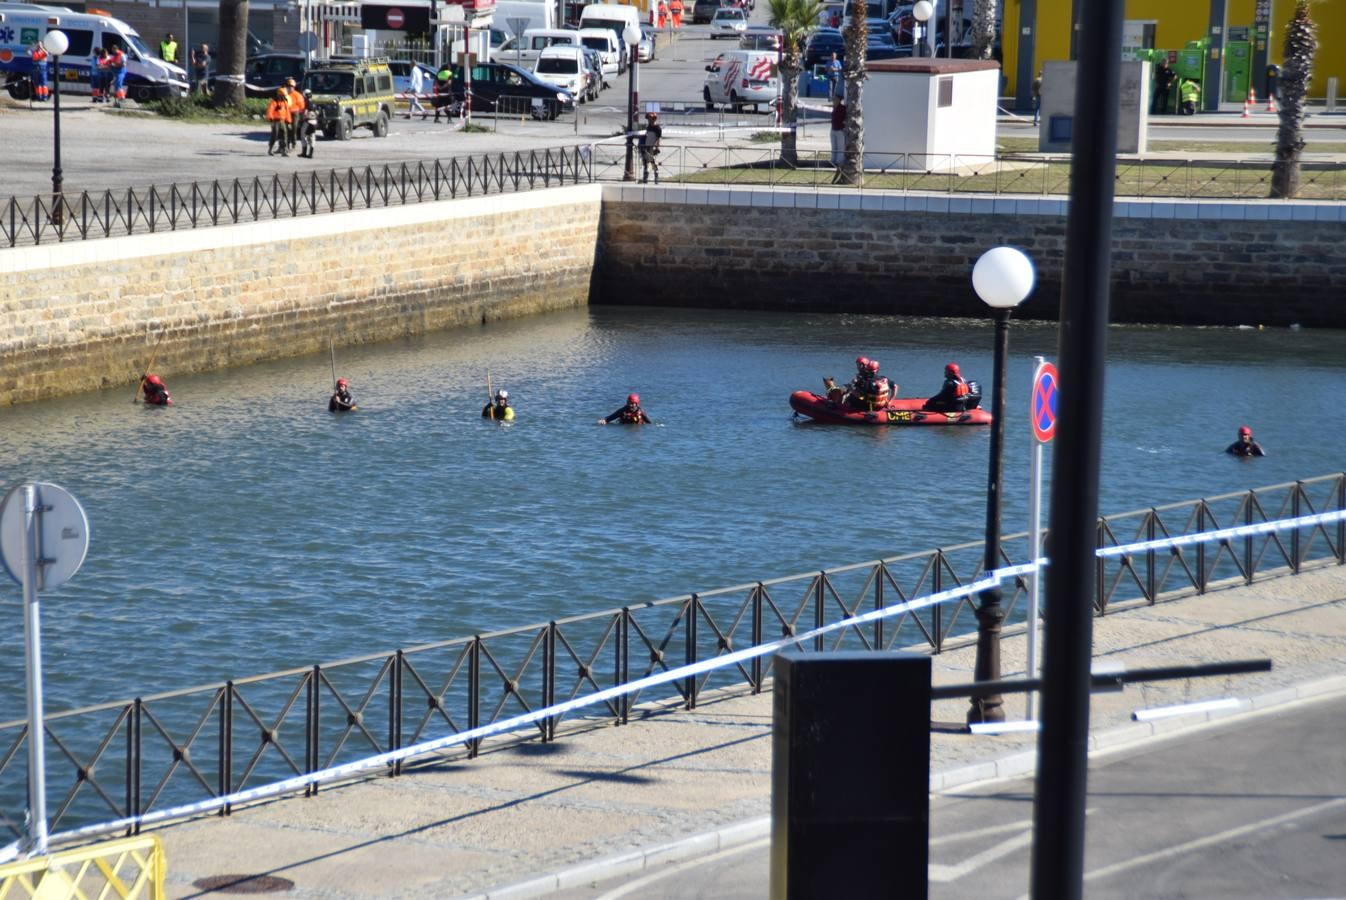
[337,114,352,141]
[132,84,154,103]
[323,124,336,140]
[704,87,714,111]
[373,110,389,137]
[730,90,742,112]
[549,101,562,120]
[9,80,33,101]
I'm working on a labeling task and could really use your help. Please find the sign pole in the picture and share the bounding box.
[1026,357,1045,720]
[20,485,49,856]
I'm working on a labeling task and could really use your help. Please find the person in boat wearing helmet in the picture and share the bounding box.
[329,377,356,412]
[599,393,652,425]
[924,362,975,412]
[848,358,891,410]
[141,374,173,406]
[483,389,515,421]
[1225,425,1266,457]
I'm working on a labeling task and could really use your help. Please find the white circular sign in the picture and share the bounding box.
[0,483,91,592]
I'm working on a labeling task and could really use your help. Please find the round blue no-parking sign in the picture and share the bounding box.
[1031,362,1059,443]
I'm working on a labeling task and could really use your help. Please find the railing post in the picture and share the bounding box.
[1292,483,1302,573]
[618,608,630,724]
[814,574,825,652]
[1196,501,1208,593]
[543,623,557,741]
[874,563,886,650]
[751,584,763,692]
[1244,493,1255,584]
[220,681,233,816]
[684,594,698,710]
[306,665,319,796]
[128,698,142,834]
[1146,509,1157,603]
[1096,518,1106,612]
[1338,474,1345,565]
[931,551,943,653]
[389,651,403,775]
[468,638,480,758]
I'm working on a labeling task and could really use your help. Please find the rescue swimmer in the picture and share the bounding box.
[482,389,515,421]
[329,378,356,412]
[599,394,652,425]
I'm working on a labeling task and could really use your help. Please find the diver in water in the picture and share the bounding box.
[599,393,652,425]
[1225,425,1266,457]
[141,374,173,406]
[329,378,356,412]
[482,389,515,421]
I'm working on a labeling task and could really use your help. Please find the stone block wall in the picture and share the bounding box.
[596,187,1346,328]
[0,186,602,406]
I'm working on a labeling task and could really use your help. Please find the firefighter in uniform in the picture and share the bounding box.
[30,41,50,102]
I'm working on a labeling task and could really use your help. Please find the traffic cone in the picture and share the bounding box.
[1247,87,1257,116]
[1266,92,1277,113]
[1241,94,1252,118]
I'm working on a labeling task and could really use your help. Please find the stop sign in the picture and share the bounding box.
[386,7,405,28]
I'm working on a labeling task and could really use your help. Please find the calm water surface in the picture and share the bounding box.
[1,306,1342,719]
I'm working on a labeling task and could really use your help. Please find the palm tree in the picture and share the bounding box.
[1270,0,1318,198]
[971,0,996,60]
[839,0,867,184]
[213,0,249,108]
[768,0,824,168]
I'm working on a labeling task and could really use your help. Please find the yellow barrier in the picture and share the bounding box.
[0,835,166,900]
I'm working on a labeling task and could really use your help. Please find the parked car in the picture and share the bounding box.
[692,0,730,25]
[218,52,306,98]
[581,47,606,97]
[453,62,574,119]
[866,31,909,61]
[803,28,845,69]
[638,27,656,63]
[709,6,748,39]
[534,46,590,103]
[578,27,623,78]
[387,60,437,95]
[739,26,782,52]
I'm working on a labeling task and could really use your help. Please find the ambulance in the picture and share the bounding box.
[0,3,188,101]
[702,48,778,112]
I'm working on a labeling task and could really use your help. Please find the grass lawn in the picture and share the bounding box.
[996,136,1346,155]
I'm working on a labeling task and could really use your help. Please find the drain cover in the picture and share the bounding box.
[191,874,295,894]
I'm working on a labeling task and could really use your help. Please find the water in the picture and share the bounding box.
[1,307,1342,721]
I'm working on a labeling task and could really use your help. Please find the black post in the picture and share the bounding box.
[968,307,1011,725]
[51,52,63,227]
[622,45,638,181]
[1030,0,1124,898]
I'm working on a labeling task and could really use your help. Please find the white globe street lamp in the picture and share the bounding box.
[622,22,642,182]
[968,245,1036,725]
[40,30,69,228]
[912,1,933,57]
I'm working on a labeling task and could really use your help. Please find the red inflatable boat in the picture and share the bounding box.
[789,391,993,426]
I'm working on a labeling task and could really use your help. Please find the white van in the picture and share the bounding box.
[0,3,188,101]
[533,45,589,103]
[499,27,579,66]
[703,49,779,111]
[576,28,621,79]
[578,3,639,72]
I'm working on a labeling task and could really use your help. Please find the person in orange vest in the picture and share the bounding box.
[91,47,108,103]
[284,77,305,151]
[266,88,293,156]
[107,43,128,107]
[924,362,979,412]
[669,0,683,29]
[30,41,50,102]
[657,0,668,29]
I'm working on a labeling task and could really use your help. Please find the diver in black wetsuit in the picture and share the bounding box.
[329,378,356,412]
[599,393,652,425]
[1225,425,1266,457]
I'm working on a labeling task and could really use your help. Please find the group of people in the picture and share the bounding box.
[27,41,127,106]
[653,0,684,30]
[265,80,319,158]
[1151,62,1201,116]
[827,357,976,414]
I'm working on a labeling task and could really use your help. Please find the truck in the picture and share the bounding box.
[0,2,188,101]
[494,0,555,38]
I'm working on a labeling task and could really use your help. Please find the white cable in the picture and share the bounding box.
[1096,509,1346,558]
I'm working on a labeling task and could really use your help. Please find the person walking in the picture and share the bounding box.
[29,40,50,102]
[191,43,211,93]
[159,32,178,65]
[638,111,662,184]
[408,62,427,118]
[824,52,841,99]
[432,65,454,123]
[829,97,846,181]
[107,42,128,107]
[297,90,319,158]
[284,78,305,151]
[266,88,292,156]
[669,0,683,30]
[1031,70,1042,125]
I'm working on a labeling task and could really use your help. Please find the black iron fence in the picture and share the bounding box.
[0,474,1340,841]
[1,146,594,248]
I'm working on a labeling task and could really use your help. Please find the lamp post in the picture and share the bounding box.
[622,21,641,182]
[967,246,1036,726]
[41,29,69,228]
[912,1,932,58]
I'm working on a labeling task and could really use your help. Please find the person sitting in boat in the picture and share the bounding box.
[1225,425,1266,457]
[482,389,515,421]
[329,377,356,413]
[848,359,892,410]
[142,374,172,406]
[924,363,975,412]
[599,393,652,425]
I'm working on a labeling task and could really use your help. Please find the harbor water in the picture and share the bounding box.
[1,306,1343,722]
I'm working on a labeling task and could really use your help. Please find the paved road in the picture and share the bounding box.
[560,693,1346,898]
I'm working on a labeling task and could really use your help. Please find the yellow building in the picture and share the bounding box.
[1001,0,1345,107]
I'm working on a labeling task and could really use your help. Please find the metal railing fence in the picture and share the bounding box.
[0,474,1339,841]
[1,146,593,248]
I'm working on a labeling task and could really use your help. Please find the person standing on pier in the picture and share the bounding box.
[1226,425,1266,457]
[599,394,652,424]
[329,378,356,412]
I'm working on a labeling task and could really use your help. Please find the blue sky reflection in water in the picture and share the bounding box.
[0,306,1342,719]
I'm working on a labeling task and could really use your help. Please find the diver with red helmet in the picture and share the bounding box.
[924,362,978,412]
[141,374,173,406]
[1225,425,1266,457]
[599,393,652,425]
[329,377,356,412]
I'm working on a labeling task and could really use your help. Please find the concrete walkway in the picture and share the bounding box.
[141,563,1346,899]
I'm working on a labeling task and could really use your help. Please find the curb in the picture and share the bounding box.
[467,673,1346,898]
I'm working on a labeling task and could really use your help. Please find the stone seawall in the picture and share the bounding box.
[0,185,602,406]
[595,186,1346,327]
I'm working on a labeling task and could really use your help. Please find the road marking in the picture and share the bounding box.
[929,817,1034,847]
[1081,796,1346,885]
[930,828,1035,882]
[593,836,770,899]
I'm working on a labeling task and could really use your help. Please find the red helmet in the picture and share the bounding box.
[945,363,961,378]
[627,393,640,405]
[866,359,880,373]
[855,356,869,369]
[146,375,163,386]
[337,378,348,388]
[1238,425,1252,437]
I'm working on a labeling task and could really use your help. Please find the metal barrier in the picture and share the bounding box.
[1,146,594,248]
[0,474,1340,842]
[0,834,166,898]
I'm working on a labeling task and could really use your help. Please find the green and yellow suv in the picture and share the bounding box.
[302,57,396,141]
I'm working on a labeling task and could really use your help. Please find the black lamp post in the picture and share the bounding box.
[967,246,1036,726]
[622,22,641,182]
[42,29,69,227]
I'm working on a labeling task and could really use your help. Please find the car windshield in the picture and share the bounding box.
[125,32,152,60]
[537,57,578,73]
[304,72,353,94]
[715,9,744,19]
[581,37,609,50]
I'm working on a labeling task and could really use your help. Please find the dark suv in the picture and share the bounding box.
[453,62,574,119]
[692,0,731,24]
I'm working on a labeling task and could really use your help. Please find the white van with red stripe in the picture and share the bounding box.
[702,48,778,112]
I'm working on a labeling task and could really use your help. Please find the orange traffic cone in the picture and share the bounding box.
[1266,92,1277,113]
[1241,95,1252,118]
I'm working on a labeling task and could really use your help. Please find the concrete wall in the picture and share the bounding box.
[595,185,1346,327]
[0,186,602,406]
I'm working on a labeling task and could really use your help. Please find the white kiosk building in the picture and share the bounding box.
[862,58,1000,172]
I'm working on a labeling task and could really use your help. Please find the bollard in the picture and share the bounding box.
[770,650,931,900]
[1328,77,1338,113]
